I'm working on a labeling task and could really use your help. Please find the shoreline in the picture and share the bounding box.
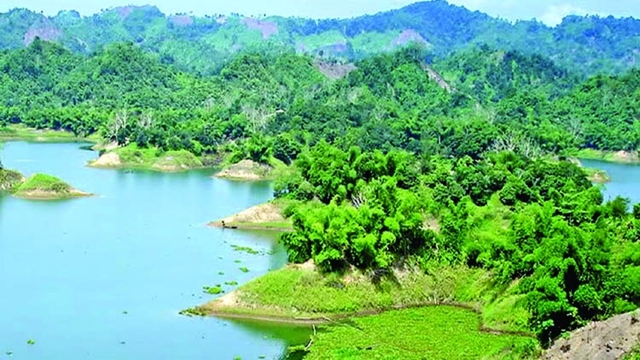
[193,264,534,335]
[13,189,93,200]
[208,201,293,232]
[203,299,536,338]
[213,159,276,181]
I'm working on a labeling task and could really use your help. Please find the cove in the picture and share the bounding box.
[0,142,310,359]
[581,159,640,205]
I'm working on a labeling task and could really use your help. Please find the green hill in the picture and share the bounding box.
[0,1,638,75]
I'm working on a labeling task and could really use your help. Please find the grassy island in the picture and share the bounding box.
[13,173,90,200]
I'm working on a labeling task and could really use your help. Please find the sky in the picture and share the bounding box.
[2,0,639,26]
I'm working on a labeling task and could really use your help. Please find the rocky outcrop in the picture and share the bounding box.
[543,310,640,360]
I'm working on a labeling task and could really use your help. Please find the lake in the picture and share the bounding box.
[581,159,640,205]
[0,142,310,360]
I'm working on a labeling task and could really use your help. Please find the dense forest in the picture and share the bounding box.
[275,141,640,344]
[0,39,638,162]
[0,1,639,75]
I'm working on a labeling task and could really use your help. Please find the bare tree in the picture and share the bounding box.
[138,111,154,130]
[107,109,128,142]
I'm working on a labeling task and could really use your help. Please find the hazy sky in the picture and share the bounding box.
[3,0,640,26]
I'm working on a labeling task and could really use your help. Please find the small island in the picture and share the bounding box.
[1,170,91,200]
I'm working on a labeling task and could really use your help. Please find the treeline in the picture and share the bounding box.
[277,141,640,343]
[0,39,639,161]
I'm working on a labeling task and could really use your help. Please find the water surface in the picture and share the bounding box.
[581,159,640,205]
[0,142,309,360]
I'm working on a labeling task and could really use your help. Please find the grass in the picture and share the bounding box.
[16,174,72,193]
[12,173,89,200]
[201,264,532,334]
[625,345,640,360]
[305,306,539,360]
[0,124,99,143]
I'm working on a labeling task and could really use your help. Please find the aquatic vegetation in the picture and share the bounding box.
[305,307,538,360]
[179,308,207,317]
[225,281,239,286]
[239,267,250,273]
[26,340,35,345]
[231,245,261,255]
[203,286,224,295]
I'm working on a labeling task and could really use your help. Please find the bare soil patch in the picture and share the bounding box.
[214,160,272,181]
[90,152,122,168]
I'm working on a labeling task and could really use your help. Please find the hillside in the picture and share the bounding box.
[0,40,638,161]
[0,1,638,75]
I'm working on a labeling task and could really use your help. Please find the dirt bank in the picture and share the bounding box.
[14,188,91,200]
[208,202,292,231]
[89,152,122,168]
[543,310,640,360]
[214,160,272,181]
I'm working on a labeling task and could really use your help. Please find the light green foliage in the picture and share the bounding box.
[16,174,71,193]
[203,286,224,295]
[305,307,539,360]
[221,265,530,334]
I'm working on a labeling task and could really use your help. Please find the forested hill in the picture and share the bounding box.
[1,0,639,75]
[0,40,638,161]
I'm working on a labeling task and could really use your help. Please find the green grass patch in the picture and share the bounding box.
[204,265,532,334]
[305,306,539,360]
[16,173,72,193]
[625,344,640,360]
[12,173,89,200]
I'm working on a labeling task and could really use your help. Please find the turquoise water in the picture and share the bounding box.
[581,159,640,205]
[0,142,310,360]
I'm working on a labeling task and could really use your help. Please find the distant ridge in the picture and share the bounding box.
[0,1,638,75]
